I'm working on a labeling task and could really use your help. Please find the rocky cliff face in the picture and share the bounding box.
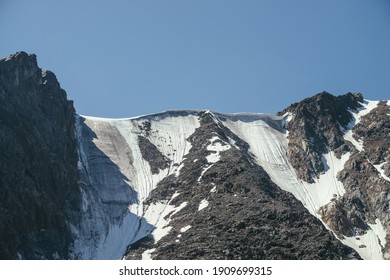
[279,93,390,259]
[1,52,389,260]
[277,92,363,182]
[0,52,80,259]
[124,112,358,260]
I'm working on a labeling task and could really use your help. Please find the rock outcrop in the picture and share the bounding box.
[279,92,390,259]
[278,92,363,182]
[0,52,80,259]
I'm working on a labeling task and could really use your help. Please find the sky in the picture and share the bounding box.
[1,0,390,118]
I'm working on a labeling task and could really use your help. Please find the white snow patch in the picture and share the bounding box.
[180,225,192,233]
[210,185,217,193]
[142,248,155,260]
[374,163,390,182]
[206,136,231,163]
[342,228,384,260]
[198,199,209,211]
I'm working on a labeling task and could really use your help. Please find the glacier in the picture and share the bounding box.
[71,112,199,259]
[70,102,387,260]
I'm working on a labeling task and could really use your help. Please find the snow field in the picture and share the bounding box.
[342,225,384,260]
[111,115,199,243]
[143,199,188,243]
[74,114,199,259]
[112,115,199,205]
[221,117,322,215]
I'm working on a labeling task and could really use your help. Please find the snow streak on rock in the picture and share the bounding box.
[343,100,379,151]
[206,136,231,163]
[374,163,390,183]
[221,116,348,216]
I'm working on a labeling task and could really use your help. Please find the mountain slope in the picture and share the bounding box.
[278,93,390,259]
[71,109,360,260]
[1,52,389,260]
[75,95,388,260]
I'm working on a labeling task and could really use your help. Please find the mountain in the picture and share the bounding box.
[0,52,81,259]
[1,52,389,260]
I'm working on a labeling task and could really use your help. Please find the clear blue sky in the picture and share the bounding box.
[1,0,389,117]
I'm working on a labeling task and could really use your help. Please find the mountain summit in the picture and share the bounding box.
[1,52,389,260]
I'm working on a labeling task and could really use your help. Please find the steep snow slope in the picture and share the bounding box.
[71,102,385,260]
[219,113,345,216]
[217,102,386,260]
[71,112,199,259]
[342,219,386,260]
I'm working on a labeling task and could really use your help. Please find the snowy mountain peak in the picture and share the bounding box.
[70,92,390,260]
[1,52,389,260]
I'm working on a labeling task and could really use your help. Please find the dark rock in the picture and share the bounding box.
[277,91,363,182]
[138,135,171,174]
[0,52,81,259]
